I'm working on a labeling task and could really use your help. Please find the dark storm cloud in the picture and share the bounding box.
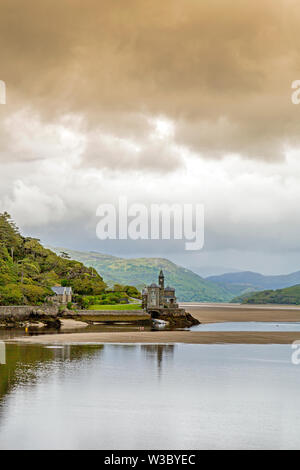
[1,0,300,165]
[2,0,300,272]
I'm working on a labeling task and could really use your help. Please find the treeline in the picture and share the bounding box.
[0,212,107,305]
[233,284,300,305]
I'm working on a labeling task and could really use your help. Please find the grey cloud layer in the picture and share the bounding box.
[1,0,300,271]
[1,0,300,164]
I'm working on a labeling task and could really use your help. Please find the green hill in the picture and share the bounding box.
[233,284,300,305]
[51,248,233,302]
[0,212,107,305]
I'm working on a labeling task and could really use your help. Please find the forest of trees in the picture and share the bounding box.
[0,212,108,305]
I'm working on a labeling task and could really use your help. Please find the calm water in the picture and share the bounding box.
[192,321,300,332]
[0,342,299,449]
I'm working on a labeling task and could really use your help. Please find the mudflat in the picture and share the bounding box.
[183,303,300,324]
[10,330,300,344]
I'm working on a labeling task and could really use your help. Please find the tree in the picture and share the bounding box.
[0,212,21,253]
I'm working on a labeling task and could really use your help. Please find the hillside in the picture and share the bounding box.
[51,248,233,302]
[206,270,300,296]
[233,284,300,305]
[0,212,107,305]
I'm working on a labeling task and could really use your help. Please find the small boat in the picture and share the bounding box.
[152,318,168,328]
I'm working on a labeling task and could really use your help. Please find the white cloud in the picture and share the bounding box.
[1,111,300,271]
[3,180,66,226]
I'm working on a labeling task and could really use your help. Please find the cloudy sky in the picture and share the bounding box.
[1,0,300,275]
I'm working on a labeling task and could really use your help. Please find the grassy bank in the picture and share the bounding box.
[88,304,142,310]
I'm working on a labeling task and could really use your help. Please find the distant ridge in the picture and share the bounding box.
[206,270,300,296]
[51,248,233,302]
[233,284,300,305]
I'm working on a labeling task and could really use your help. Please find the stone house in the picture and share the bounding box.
[50,286,73,304]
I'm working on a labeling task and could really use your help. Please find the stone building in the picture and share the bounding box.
[142,270,179,311]
[50,286,73,304]
[142,270,199,327]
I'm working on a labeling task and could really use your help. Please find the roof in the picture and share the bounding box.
[165,286,175,291]
[51,286,72,295]
[149,283,159,288]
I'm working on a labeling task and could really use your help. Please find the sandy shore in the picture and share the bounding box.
[10,330,300,345]
[60,319,88,330]
[184,304,300,324]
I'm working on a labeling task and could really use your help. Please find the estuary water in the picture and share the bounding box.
[0,342,299,449]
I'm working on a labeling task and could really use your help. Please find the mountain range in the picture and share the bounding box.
[49,247,300,303]
[51,248,233,302]
[206,270,300,296]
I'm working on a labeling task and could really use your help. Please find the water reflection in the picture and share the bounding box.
[0,328,29,341]
[142,345,174,375]
[0,343,103,406]
[0,343,299,449]
[0,343,175,406]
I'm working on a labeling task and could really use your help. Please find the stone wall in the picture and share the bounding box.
[0,305,58,319]
[0,306,150,324]
[72,309,146,316]
[63,309,151,323]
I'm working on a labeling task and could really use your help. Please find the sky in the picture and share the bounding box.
[1,0,300,275]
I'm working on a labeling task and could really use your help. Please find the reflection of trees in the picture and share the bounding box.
[141,344,175,372]
[0,344,103,406]
[0,343,176,410]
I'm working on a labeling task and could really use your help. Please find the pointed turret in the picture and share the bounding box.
[158,269,164,290]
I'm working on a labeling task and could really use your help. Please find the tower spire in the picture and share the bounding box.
[159,269,164,290]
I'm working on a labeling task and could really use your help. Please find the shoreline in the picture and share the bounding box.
[5,303,300,345]
[9,330,300,345]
